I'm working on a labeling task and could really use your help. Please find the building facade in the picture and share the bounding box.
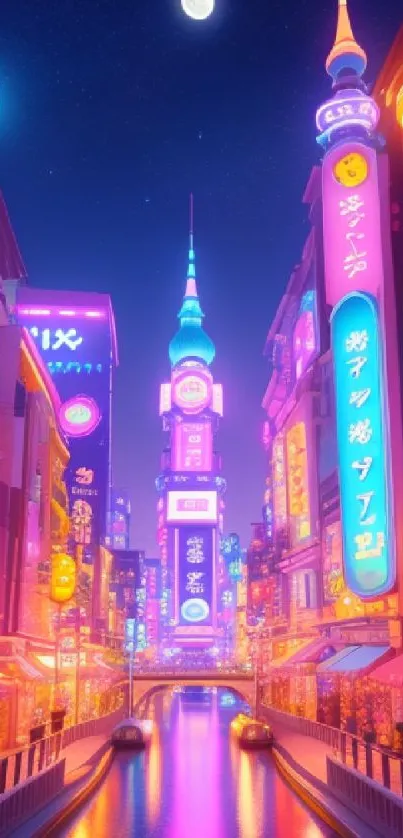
[14,287,118,634]
[260,2,403,745]
[157,209,225,653]
[0,325,71,747]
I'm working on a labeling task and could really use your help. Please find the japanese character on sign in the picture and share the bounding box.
[357,491,376,526]
[348,419,372,444]
[352,456,372,481]
[349,389,371,408]
[186,571,205,595]
[186,536,205,564]
[344,232,368,280]
[339,194,365,227]
[345,330,369,353]
[346,356,367,378]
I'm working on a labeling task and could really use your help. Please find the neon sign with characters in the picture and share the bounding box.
[172,421,212,472]
[29,326,83,352]
[322,143,384,308]
[177,527,213,626]
[59,396,101,438]
[172,369,212,414]
[331,292,395,598]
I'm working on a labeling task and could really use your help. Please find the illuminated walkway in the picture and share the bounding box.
[57,689,335,838]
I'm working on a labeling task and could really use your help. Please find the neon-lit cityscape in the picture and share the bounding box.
[1,1,403,836]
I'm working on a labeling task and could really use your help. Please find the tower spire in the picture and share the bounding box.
[326,0,367,83]
[185,193,197,298]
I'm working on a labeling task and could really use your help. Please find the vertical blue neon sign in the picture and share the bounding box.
[331,292,395,599]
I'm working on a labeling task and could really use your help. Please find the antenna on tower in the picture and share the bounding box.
[189,192,194,251]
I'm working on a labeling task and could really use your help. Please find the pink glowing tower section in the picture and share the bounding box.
[173,421,212,472]
[322,142,384,308]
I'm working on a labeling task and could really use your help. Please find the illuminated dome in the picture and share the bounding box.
[169,229,215,368]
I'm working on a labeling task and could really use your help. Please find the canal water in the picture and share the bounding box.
[60,688,337,837]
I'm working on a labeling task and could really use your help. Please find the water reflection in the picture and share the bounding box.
[61,689,336,838]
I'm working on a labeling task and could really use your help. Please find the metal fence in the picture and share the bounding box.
[0,685,129,796]
[260,704,403,797]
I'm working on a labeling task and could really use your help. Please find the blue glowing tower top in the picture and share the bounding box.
[169,195,215,368]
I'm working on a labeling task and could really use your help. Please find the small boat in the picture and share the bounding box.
[230,713,273,748]
[112,718,153,750]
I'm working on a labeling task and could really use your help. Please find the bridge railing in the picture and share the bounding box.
[0,684,129,796]
[260,705,403,797]
[133,666,253,677]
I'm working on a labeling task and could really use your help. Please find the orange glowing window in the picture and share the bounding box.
[397,85,403,128]
[286,421,311,542]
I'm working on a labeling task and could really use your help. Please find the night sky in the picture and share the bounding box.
[0,1,401,555]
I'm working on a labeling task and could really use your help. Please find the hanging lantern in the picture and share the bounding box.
[50,553,76,603]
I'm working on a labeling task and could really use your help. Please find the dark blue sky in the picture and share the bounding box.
[0,1,401,554]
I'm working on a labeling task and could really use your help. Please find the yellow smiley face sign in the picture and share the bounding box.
[333,152,368,188]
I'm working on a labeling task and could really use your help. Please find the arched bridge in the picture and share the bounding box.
[132,671,255,709]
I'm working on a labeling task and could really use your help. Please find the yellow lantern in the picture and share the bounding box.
[50,553,76,603]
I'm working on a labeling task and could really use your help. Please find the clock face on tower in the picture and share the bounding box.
[172,370,212,414]
[333,152,368,188]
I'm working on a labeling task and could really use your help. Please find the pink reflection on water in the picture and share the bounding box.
[170,695,223,838]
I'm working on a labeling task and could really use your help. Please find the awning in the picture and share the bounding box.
[281,638,339,670]
[270,638,316,669]
[368,654,402,687]
[317,645,390,675]
[0,655,44,681]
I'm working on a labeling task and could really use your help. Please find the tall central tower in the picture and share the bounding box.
[157,199,225,652]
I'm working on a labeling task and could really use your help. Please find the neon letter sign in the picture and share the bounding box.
[322,143,384,308]
[331,292,395,598]
[30,327,83,351]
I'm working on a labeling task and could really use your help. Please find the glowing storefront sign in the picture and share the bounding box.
[177,527,213,626]
[59,395,101,438]
[294,293,317,381]
[29,326,83,351]
[322,143,384,308]
[331,292,395,598]
[173,421,212,472]
[286,422,311,543]
[167,490,218,523]
[272,433,287,533]
[172,369,212,414]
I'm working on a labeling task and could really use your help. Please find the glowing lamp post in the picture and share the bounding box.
[50,553,76,725]
[181,0,214,20]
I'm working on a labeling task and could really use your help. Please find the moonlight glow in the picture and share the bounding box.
[181,0,215,21]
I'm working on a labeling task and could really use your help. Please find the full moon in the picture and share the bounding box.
[181,0,215,21]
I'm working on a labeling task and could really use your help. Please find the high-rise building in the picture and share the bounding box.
[108,488,131,551]
[156,200,225,651]
[14,287,118,630]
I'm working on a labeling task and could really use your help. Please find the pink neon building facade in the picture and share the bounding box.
[157,217,225,650]
[14,287,118,635]
[258,2,403,739]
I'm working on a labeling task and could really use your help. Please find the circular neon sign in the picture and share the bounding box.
[333,152,368,188]
[181,598,210,624]
[59,396,101,438]
[173,372,211,413]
